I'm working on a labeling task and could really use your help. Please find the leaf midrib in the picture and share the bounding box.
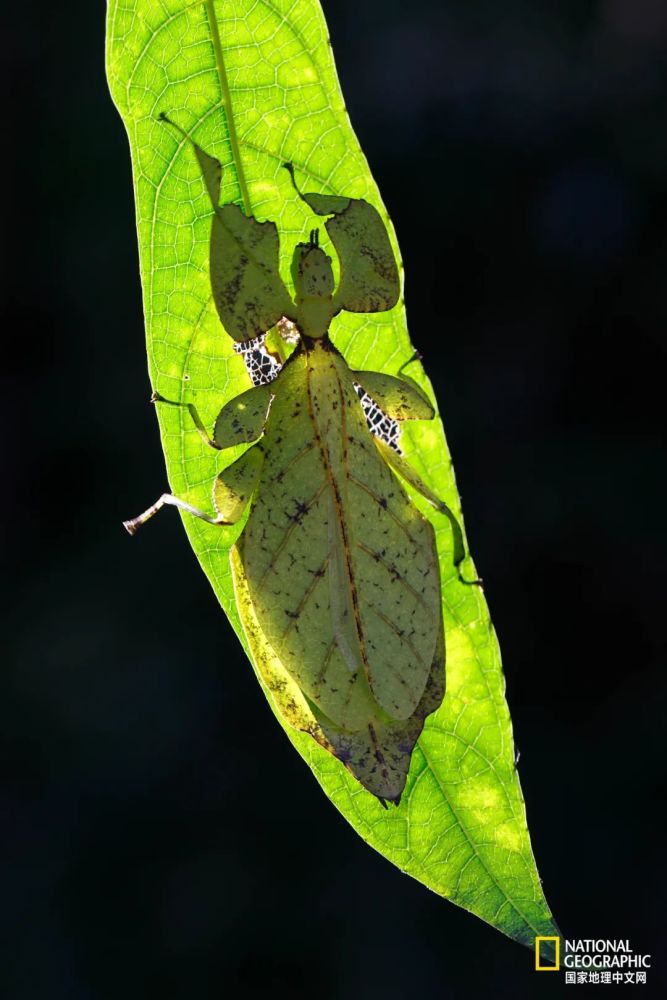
[417,739,544,939]
[205,0,252,213]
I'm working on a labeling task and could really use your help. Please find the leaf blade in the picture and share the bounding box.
[106,0,559,950]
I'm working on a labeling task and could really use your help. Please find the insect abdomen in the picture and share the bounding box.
[238,343,443,739]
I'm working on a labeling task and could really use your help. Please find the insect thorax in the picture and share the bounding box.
[291,241,335,339]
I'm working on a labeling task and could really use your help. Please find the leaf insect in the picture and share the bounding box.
[125,116,477,804]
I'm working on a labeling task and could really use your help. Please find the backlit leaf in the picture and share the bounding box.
[106,0,560,951]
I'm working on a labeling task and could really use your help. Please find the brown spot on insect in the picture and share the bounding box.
[290,498,310,524]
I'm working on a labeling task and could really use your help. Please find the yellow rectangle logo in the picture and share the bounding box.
[535,936,560,971]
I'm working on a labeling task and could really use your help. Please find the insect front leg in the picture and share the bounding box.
[159,114,297,342]
[124,442,264,535]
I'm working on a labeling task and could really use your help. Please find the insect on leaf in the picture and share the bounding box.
[106,0,560,954]
[131,152,460,803]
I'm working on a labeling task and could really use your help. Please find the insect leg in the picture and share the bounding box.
[213,383,273,448]
[124,443,264,536]
[123,494,230,535]
[373,439,482,587]
[352,369,434,420]
[153,383,273,450]
[152,392,221,450]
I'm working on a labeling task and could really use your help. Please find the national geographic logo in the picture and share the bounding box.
[535,937,560,971]
[535,937,652,986]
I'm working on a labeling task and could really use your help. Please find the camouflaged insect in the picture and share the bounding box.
[125,120,471,803]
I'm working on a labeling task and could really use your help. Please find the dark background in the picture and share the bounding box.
[4,1,666,997]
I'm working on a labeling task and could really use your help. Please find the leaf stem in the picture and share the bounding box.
[204,0,252,214]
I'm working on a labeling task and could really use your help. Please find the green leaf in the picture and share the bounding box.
[106,0,560,950]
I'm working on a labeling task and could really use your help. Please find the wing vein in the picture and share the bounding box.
[355,540,430,610]
[281,556,330,639]
[348,473,430,555]
[367,601,428,668]
[256,480,326,588]
[263,439,315,487]
[315,637,337,685]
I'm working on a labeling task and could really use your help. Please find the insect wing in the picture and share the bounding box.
[233,334,283,387]
[237,346,443,728]
[333,354,442,720]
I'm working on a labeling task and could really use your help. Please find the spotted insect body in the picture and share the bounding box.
[126,120,472,803]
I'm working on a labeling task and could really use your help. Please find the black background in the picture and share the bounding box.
[4,1,666,997]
